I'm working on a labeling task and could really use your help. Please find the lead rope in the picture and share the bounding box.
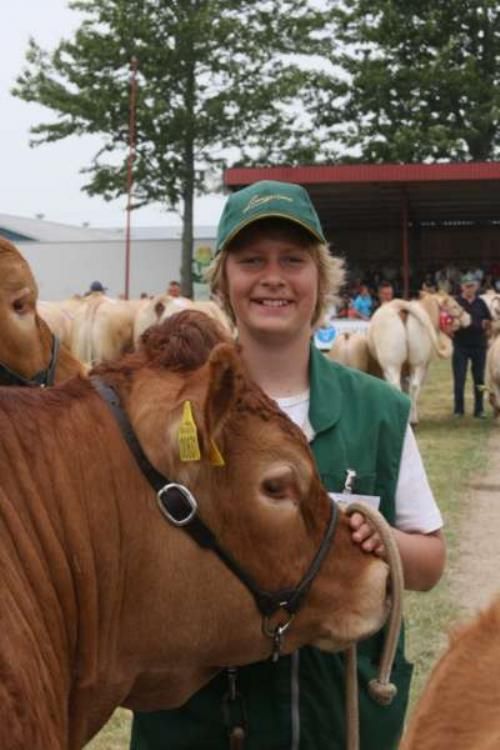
[344,501,405,750]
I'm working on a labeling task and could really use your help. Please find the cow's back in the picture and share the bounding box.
[401,595,500,750]
[367,301,408,367]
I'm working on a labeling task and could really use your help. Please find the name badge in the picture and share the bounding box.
[329,492,381,511]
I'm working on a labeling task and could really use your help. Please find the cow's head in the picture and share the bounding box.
[0,237,53,379]
[99,310,389,667]
[435,291,471,332]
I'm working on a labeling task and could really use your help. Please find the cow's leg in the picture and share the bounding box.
[408,365,427,425]
[383,365,402,392]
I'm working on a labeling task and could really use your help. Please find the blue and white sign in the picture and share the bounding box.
[313,319,370,350]
[314,326,337,350]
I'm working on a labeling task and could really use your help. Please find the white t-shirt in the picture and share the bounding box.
[275,391,443,535]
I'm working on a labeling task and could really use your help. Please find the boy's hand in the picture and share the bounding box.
[349,511,386,557]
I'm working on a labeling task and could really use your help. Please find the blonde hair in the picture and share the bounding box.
[206,223,345,327]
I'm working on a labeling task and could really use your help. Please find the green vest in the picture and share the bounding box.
[131,346,412,750]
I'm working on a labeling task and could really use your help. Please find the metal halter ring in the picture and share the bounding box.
[262,609,295,662]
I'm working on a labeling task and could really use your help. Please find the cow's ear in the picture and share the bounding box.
[204,343,242,437]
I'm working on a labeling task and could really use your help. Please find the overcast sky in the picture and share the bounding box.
[0,1,226,229]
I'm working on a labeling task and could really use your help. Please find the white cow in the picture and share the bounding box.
[37,296,84,348]
[486,322,500,417]
[133,294,192,345]
[134,296,234,346]
[367,292,470,424]
[72,292,235,365]
[328,331,382,377]
[480,290,500,321]
[70,293,140,365]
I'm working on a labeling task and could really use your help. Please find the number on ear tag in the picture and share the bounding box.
[178,401,201,462]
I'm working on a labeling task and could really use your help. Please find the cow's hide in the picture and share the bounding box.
[401,594,500,750]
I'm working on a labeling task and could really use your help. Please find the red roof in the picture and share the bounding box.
[224,162,500,229]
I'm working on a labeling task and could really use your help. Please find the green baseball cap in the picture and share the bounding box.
[216,180,326,253]
[461,272,478,285]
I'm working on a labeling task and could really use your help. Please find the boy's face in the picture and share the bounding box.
[224,230,319,343]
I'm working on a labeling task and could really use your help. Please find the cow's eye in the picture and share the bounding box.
[262,478,287,498]
[13,298,27,314]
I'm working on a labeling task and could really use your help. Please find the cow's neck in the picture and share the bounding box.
[53,339,85,382]
[2,316,49,380]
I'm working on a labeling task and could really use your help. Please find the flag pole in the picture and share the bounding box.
[124,56,138,300]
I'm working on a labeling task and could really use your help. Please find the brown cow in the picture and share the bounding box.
[0,237,84,385]
[0,310,390,750]
[401,595,500,750]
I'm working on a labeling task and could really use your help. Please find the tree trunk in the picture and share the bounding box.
[181,168,194,299]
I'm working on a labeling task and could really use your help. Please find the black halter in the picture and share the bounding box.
[91,376,339,624]
[0,334,60,388]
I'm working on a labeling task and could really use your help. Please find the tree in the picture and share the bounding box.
[13,0,328,296]
[311,0,500,163]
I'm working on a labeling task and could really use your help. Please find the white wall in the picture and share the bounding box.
[18,237,215,300]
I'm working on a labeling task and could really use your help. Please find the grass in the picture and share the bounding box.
[86,357,494,747]
[403,358,493,703]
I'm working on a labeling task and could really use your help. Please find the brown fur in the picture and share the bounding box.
[0,237,84,383]
[401,595,500,750]
[0,310,389,749]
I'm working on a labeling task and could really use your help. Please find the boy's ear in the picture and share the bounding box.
[203,343,243,438]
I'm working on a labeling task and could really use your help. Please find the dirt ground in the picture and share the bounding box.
[450,423,500,616]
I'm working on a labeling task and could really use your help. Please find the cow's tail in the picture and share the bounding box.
[404,300,451,358]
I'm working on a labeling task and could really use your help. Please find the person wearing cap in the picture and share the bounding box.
[130,180,445,750]
[452,272,492,418]
[85,280,108,295]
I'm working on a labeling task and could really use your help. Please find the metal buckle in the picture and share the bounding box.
[157,483,198,527]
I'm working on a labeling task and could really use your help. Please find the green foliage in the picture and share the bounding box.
[314,0,500,162]
[12,0,328,293]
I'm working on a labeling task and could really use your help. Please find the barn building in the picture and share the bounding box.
[0,212,216,300]
[224,162,500,297]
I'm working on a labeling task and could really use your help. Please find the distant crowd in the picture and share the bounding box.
[325,262,500,323]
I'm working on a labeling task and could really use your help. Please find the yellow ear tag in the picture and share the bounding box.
[208,439,225,467]
[177,401,201,462]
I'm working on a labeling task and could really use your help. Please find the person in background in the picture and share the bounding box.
[130,180,445,750]
[452,272,492,418]
[351,282,374,319]
[84,280,107,295]
[376,280,395,307]
[167,280,182,297]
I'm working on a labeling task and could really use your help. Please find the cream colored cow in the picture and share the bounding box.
[327,331,382,377]
[480,290,500,321]
[486,322,500,417]
[367,293,470,424]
